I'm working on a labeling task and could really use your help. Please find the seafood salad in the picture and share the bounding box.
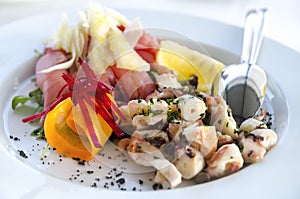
[12,2,278,189]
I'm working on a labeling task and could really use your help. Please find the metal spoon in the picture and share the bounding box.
[211,8,268,124]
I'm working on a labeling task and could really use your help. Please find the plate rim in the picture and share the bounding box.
[0,7,299,199]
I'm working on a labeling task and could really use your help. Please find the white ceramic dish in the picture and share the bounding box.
[0,7,299,199]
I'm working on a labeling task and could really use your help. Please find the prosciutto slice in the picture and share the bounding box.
[111,65,156,101]
[35,49,69,108]
[135,32,161,63]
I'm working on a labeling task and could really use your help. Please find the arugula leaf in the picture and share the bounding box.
[30,127,45,140]
[29,88,44,106]
[11,88,44,111]
[12,96,30,110]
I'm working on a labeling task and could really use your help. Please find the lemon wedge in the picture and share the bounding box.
[156,40,225,92]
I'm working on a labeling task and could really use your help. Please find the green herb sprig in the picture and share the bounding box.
[12,88,44,114]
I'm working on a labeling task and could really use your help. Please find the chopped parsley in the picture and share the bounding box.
[148,110,164,117]
[143,133,149,139]
[167,111,180,122]
[244,131,250,136]
[226,122,229,127]
[149,98,154,105]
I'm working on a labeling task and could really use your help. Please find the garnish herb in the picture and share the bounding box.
[34,49,43,57]
[167,111,180,122]
[244,131,250,136]
[29,88,44,107]
[12,96,31,110]
[40,143,49,160]
[165,98,175,105]
[30,127,45,140]
[143,133,149,139]
[234,128,240,134]
[199,113,205,119]
[148,110,164,117]
[149,98,154,105]
[12,88,44,114]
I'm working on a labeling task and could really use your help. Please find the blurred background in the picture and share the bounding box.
[0,0,299,52]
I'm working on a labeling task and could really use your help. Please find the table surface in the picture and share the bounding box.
[0,0,300,53]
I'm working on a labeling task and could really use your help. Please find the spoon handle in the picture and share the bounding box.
[241,8,268,64]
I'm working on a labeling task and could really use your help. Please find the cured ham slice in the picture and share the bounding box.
[135,32,161,63]
[35,49,69,108]
[111,65,156,101]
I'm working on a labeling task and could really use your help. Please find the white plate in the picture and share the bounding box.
[0,8,299,199]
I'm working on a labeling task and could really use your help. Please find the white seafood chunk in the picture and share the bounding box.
[128,99,148,118]
[128,136,182,188]
[132,114,167,130]
[206,144,244,178]
[240,118,267,132]
[154,164,182,188]
[168,122,183,141]
[177,94,206,122]
[134,129,169,148]
[205,96,238,139]
[155,73,182,89]
[174,146,205,179]
[239,129,277,163]
[149,98,169,114]
[216,131,233,147]
[251,128,277,150]
[183,125,218,159]
[118,105,132,125]
[239,133,266,163]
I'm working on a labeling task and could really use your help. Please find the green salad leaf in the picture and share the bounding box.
[11,88,44,111]
[12,96,31,110]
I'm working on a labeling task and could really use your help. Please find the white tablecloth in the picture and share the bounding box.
[0,0,300,53]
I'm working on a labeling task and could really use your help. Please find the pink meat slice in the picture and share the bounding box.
[111,65,156,101]
[35,49,69,108]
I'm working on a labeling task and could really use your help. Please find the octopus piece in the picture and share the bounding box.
[182,125,218,159]
[240,118,267,132]
[155,73,182,89]
[254,108,267,121]
[127,133,182,188]
[132,99,168,130]
[132,114,167,130]
[117,138,130,151]
[168,122,183,141]
[238,128,277,163]
[206,144,244,178]
[216,131,233,147]
[182,119,203,128]
[173,145,205,179]
[127,99,148,118]
[154,164,182,189]
[177,94,207,122]
[133,129,169,148]
[146,88,184,101]
[238,132,266,163]
[118,105,133,125]
[147,131,169,148]
[205,96,238,139]
[149,98,169,114]
[250,129,277,150]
